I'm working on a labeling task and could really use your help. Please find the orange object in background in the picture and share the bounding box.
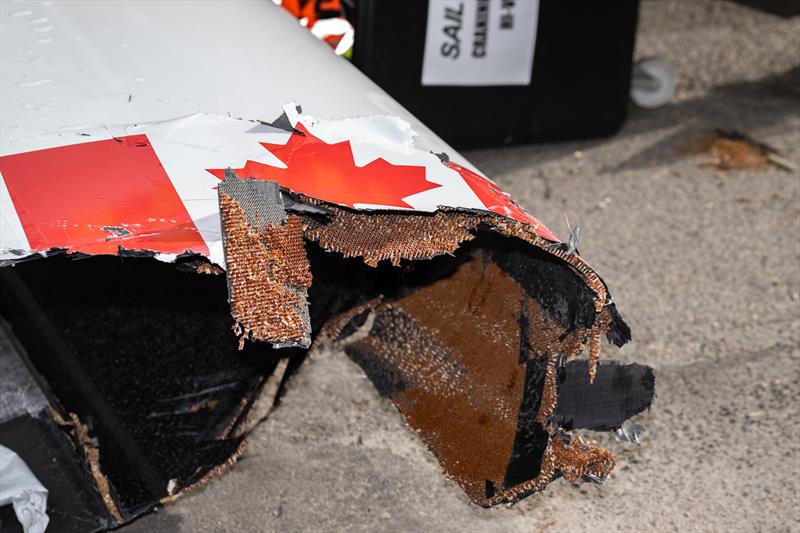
[279,0,343,28]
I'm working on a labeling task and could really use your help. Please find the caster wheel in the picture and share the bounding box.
[631,57,675,109]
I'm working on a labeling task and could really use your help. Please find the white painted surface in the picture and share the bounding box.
[0,0,471,168]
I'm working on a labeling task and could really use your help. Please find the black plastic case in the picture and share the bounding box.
[350,1,640,149]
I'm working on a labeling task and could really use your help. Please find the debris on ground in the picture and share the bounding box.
[691,129,797,172]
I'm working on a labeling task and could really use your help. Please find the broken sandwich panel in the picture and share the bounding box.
[0,112,654,527]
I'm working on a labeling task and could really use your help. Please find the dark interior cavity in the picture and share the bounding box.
[0,256,281,522]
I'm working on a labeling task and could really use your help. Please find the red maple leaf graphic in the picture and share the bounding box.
[208,124,441,209]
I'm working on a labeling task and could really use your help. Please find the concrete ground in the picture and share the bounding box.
[126,2,800,531]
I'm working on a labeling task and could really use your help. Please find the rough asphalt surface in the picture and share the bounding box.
[127,2,800,531]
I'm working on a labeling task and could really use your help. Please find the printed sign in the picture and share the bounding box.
[421,0,539,86]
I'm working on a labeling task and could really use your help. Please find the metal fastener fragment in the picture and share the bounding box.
[615,423,644,445]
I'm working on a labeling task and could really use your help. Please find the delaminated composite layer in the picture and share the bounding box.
[218,177,312,349]
[305,209,478,267]
[341,248,626,505]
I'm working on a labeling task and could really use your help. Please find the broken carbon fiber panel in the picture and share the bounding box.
[211,167,654,506]
[1,169,654,517]
[269,204,651,506]
[0,174,655,519]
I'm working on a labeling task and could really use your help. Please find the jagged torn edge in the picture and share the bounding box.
[217,169,313,350]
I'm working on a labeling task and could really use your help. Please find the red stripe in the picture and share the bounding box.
[0,135,208,256]
[447,162,559,242]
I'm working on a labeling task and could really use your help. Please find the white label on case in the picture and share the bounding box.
[421,0,539,86]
